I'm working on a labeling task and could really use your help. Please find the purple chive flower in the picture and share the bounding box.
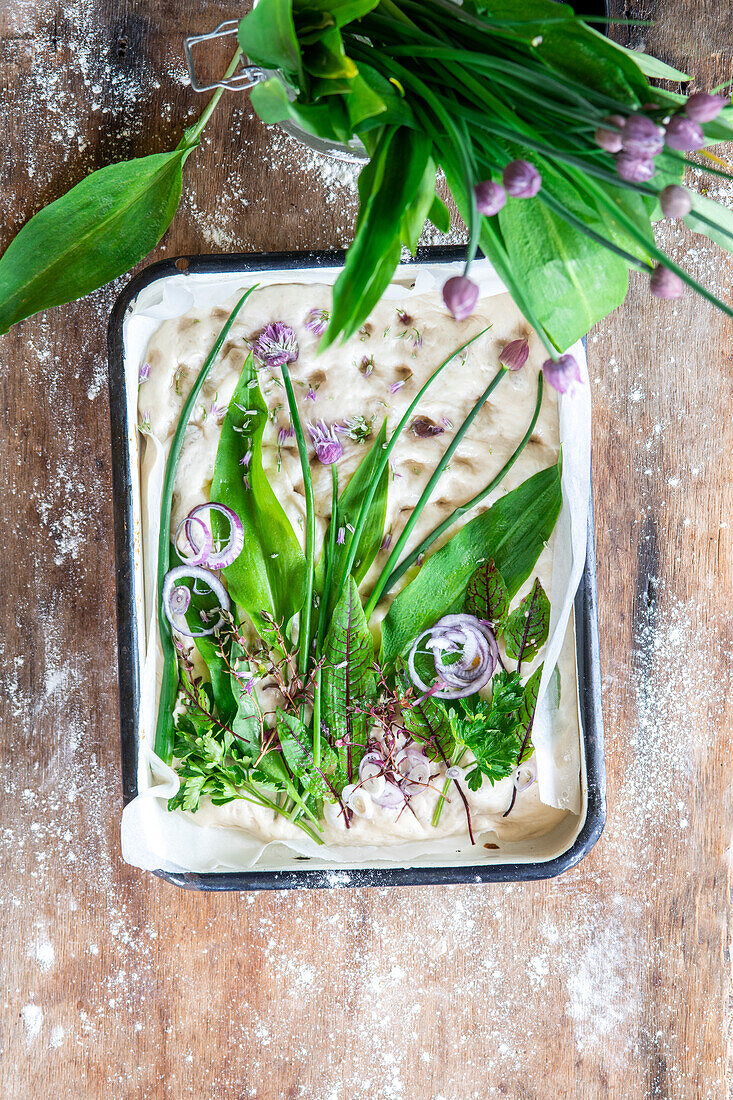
[650,264,685,300]
[442,275,479,321]
[139,362,151,384]
[307,420,344,465]
[252,322,299,367]
[474,179,506,216]
[305,388,317,402]
[304,308,330,336]
[660,184,692,219]
[389,379,406,394]
[685,92,727,122]
[542,354,583,395]
[206,399,227,423]
[502,160,542,198]
[621,113,664,157]
[499,337,529,371]
[615,153,655,182]
[277,425,295,446]
[239,448,252,468]
[664,116,704,151]
[336,527,345,545]
[594,114,625,154]
[381,533,392,551]
[358,355,374,377]
[244,676,255,694]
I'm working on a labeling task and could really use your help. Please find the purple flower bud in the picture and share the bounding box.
[138,361,151,384]
[498,337,529,372]
[442,275,479,321]
[615,152,655,182]
[336,527,345,545]
[660,184,692,219]
[621,113,664,157]
[307,420,344,465]
[685,92,727,123]
[650,264,685,300]
[664,115,704,152]
[594,114,625,153]
[542,354,583,395]
[502,160,542,198]
[474,180,506,216]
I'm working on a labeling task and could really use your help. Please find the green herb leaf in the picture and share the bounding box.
[0,151,187,335]
[238,0,302,77]
[211,353,306,637]
[516,662,542,760]
[449,670,525,789]
[380,463,562,666]
[397,661,455,762]
[464,559,510,629]
[277,709,335,800]
[504,578,551,664]
[322,576,375,783]
[322,125,432,346]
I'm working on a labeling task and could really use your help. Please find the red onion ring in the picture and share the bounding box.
[371,781,405,809]
[513,758,537,793]
[162,565,231,637]
[168,585,191,615]
[179,503,245,570]
[174,514,212,568]
[408,614,498,699]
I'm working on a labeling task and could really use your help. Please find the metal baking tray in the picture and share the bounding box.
[108,246,606,890]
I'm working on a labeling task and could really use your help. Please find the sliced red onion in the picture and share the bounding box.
[183,503,245,569]
[174,514,212,568]
[408,614,498,699]
[358,763,386,799]
[446,765,464,781]
[513,758,537,793]
[372,781,406,809]
[404,760,431,794]
[162,565,230,637]
[395,747,429,777]
[342,784,375,819]
[168,585,191,615]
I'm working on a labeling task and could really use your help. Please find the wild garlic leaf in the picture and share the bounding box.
[380,463,561,667]
[212,353,306,638]
[322,125,432,347]
[0,151,188,335]
[464,558,510,629]
[504,578,551,664]
[238,0,302,78]
[322,576,375,783]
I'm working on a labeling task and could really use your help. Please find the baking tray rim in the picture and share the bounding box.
[107,245,607,891]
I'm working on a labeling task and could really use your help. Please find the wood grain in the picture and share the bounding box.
[0,2,731,1097]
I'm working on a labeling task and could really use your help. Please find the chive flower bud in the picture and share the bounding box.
[664,116,704,151]
[621,113,664,157]
[615,153,655,182]
[502,160,542,198]
[442,275,479,321]
[541,353,582,395]
[474,180,506,216]
[594,114,625,153]
[660,184,692,219]
[650,264,685,300]
[499,337,529,371]
[685,92,727,122]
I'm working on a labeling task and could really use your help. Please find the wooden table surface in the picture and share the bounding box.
[1,2,731,1097]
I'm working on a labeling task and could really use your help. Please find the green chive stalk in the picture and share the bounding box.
[279,362,316,678]
[364,364,508,617]
[312,464,339,767]
[332,327,489,608]
[154,286,256,761]
[384,372,544,596]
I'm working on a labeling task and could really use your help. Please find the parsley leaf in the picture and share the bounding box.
[447,670,525,790]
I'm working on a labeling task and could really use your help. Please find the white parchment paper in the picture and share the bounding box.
[118,257,590,874]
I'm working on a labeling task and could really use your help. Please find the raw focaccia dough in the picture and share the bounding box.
[139,283,579,846]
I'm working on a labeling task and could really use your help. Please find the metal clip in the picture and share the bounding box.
[184,21,264,93]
